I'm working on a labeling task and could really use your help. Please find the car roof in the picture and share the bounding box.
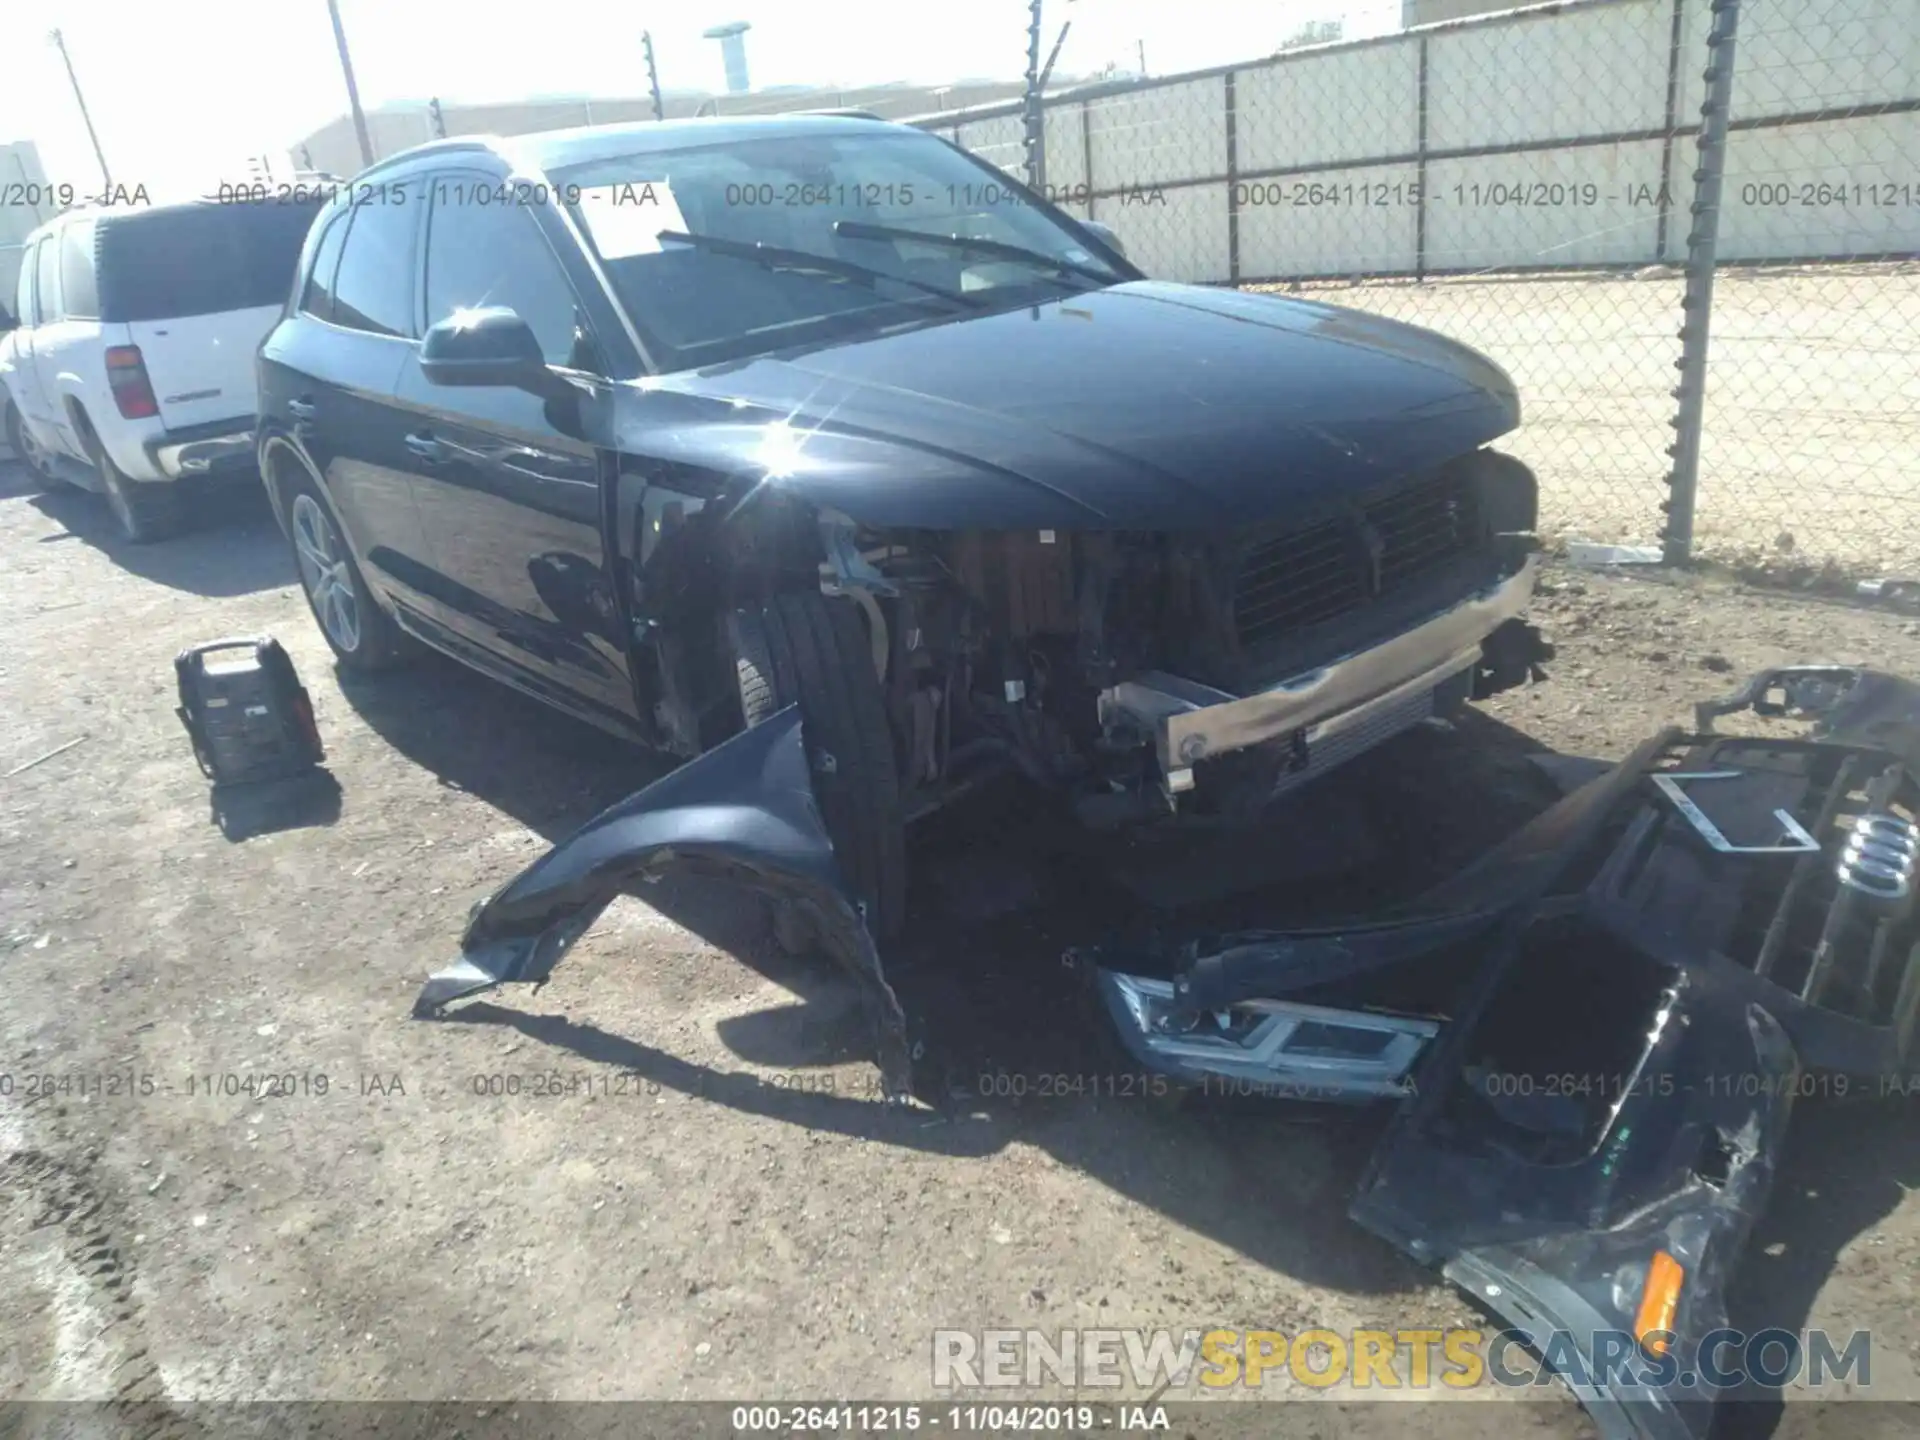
[364,112,910,181]
[24,194,320,247]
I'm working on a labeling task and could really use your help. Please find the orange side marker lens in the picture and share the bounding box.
[1635,1250,1686,1356]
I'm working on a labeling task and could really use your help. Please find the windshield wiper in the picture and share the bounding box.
[652,230,980,311]
[832,220,1120,286]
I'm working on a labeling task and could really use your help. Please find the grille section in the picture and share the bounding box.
[1601,740,1920,1030]
[1540,734,1920,1077]
[1232,469,1482,652]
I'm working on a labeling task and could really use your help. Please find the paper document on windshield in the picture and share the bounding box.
[575,182,690,258]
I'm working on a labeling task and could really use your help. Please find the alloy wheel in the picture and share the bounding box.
[291,492,362,654]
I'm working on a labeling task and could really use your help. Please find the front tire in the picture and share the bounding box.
[284,470,410,672]
[728,593,908,941]
[98,452,187,543]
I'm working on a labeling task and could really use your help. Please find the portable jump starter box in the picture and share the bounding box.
[174,637,325,787]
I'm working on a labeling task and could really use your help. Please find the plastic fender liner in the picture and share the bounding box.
[412,706,913,1098]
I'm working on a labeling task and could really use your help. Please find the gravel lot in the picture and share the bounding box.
[1286,264,1920,578]
[4,460,1920,1436]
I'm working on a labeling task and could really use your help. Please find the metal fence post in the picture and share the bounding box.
[1081,101,1096,219]
[1414,36,1429,283]
[1224,73,1240,284]
[1663,0,1742,566]
[1653,0,1688,262]
[643,31,665,122]
[1023,0,1046,191]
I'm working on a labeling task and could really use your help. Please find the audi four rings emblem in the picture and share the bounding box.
[1839,813,1920,903]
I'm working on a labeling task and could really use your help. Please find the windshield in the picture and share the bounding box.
[553,129,1127,370]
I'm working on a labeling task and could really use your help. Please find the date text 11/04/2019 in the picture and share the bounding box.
[1229,178,1920,209]
[729,1405,1170,1432]
[971,1069,1902,1103]
[1231,180,1674,208]
[1472,1070,1886,1100]
[0,1072,402,1100]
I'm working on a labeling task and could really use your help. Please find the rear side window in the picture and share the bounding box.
[330,192,419,338]
[60,222,99,319]
[300,212,350,322]
[14,242,36,325]
[35,240,61,322]
[95,200,322,323]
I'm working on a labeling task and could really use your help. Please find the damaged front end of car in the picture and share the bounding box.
[414,664,1918,1440]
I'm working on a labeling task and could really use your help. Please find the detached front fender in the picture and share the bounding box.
[413,706,913,1098]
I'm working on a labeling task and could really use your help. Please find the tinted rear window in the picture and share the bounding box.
[96,201,323,323]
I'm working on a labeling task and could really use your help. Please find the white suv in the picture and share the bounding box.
[0,196,320,541]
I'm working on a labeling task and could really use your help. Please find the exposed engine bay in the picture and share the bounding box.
[663,445,1551,827]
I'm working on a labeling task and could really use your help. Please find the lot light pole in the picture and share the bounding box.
[325,0,376,170]
[48,29,111,193]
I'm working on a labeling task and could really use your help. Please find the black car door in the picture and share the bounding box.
[263,184,436,613]
[391,170,640,733]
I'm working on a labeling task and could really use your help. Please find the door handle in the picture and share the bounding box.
[286,398,317,420]
[405,431,448,464]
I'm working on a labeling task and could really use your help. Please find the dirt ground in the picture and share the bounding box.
[5,460,1920,1435]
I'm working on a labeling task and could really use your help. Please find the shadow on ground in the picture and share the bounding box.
[23,474,292,597]
[209,768,345,841]
[1713,1098,1920,1435]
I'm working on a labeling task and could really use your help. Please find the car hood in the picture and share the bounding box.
[613,281,1520,530]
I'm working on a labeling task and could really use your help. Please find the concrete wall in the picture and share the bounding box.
[290,81,1034,178]
[1,141,55,316]
[935,0,1920,281]
[1403,0,1525,25]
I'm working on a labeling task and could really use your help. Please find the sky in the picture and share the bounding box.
[0,0,1398,198]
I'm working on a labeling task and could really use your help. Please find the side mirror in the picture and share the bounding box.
[1081,219,1127,260]
[420,307,567,398]
[0,303,17,334]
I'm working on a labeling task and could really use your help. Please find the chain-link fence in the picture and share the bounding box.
[921,0,1920,578]
[1693,0,1920,575]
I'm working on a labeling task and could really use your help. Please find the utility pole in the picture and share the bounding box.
[48,29,111,193]
[1137,39,1147,77]
[325,0,376,169]
[642,31,665,121]
[1041,19,1073,93]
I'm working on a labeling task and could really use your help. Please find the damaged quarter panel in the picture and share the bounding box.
[414,706,914,1097]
